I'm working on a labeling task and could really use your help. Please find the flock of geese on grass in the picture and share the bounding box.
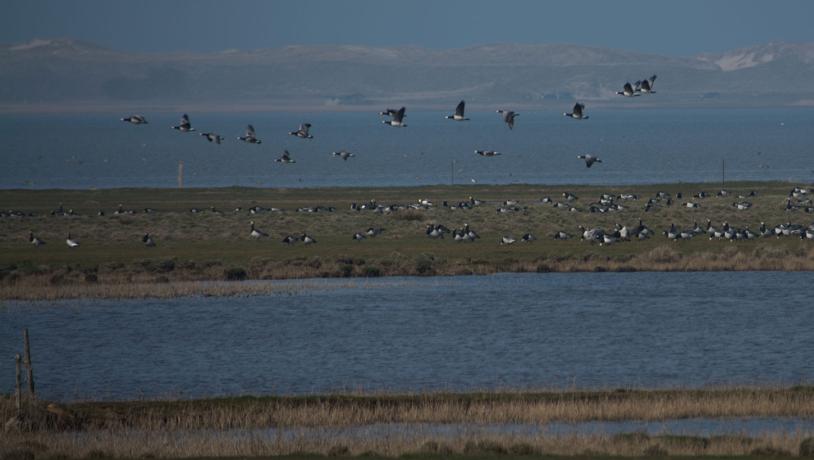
[15,186,814,249]
[118,75,658,167]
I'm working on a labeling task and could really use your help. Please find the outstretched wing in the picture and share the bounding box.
[455,100,465,117]
[246,124,256,137]
[623,82,634,93]
[573,103,584,116]
[393,107,406,123]
[180,113,191,129]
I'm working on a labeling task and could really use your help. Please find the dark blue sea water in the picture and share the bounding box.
[2,108,814,189]
[2,272,813,401]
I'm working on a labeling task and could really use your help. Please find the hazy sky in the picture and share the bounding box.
[3,0,814,55]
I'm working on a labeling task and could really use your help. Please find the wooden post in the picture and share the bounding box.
[178,160,184,189]
[23,328,35,400]
[15,354,22,416]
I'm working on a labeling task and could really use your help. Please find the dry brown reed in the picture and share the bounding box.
[3,388,814,432]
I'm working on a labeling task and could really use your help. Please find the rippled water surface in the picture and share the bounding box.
[2,272,813,401]
[2,108,814,188]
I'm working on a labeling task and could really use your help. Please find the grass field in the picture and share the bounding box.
[1,181,813,299]
[2,387,814,458]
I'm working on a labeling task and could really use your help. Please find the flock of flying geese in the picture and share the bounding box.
[118,75,658,167]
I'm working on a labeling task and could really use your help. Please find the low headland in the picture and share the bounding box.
[1,181,813,300]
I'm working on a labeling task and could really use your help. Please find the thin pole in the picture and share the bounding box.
[23,328,35,400]
[178,160,184,189]
[15,354,22,416]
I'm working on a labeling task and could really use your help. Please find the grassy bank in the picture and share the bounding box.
[1,182,813,299]
[3,387,814,430]
[2,388,814,459]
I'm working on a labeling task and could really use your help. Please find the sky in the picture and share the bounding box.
[2,0,814,55]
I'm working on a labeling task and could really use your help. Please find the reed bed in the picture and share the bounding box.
[3,387,814,431]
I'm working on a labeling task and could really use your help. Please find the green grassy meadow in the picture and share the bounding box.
[1,182,813,298]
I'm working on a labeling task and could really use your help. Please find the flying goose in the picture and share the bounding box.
[172,114,195,132]
[475,150,501,157]
[121,115,148,125]
[382,107,407,127]
[200,132,224,144]
[249,221,269,238]
[238,125,262,144]
[577,154,602,168]
[639,75,657,94]
[564,103,588,119]
[617,82,639,97]
[142,233,156,247]
[289,123,314,139]
[446,100,469,121]
[66,233,80,248]
[29,231,45,246]
[496,110,518,130]
[380,108,400,117]
[276,150,296,164]
[332,150,355,161]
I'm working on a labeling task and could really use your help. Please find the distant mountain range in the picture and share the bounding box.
[2,38,814,111]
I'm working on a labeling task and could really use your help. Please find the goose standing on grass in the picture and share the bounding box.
[497,109,518,130]
[382,107,407,127]
[142,233,156,247]
[564,103,588,119]
[121,115,148,125]
[617,82,639,97]
[289,123,314,139]
[276,150,296,164]
[475,150,501,157]
[238,125,262,144]
[500,235,516,245]
[172,114,195,132]
[301,233,317,244]
[249,221,269,239]
[639,75,657,94]
[65,233,80,248]
[446,101,469,121]
[200,132,224,144]
[332,150,355,161]
[29,231,45,246]
[577,154,602,168]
